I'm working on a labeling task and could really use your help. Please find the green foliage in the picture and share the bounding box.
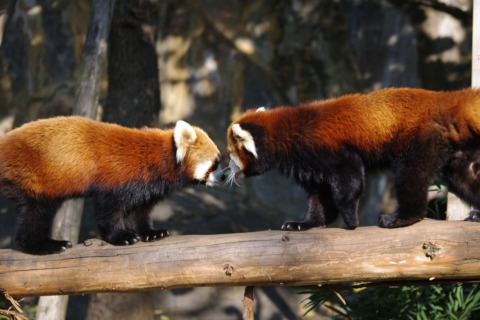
[300,284,480,320]
[0,298,8,320]
[427,179,448,219]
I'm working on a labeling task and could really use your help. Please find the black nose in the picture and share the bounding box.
[219,172,226,182]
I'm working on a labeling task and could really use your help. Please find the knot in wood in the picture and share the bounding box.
[422,242,440,260]
[281,235,289,242]
[224,263,234,276]
[83,238,108,247]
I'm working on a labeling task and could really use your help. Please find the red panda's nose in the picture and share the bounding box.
[219,172,226,182]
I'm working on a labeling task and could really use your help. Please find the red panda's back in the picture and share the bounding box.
[0,117,102,198]
[0,117,178,199]
[235,88,480,158]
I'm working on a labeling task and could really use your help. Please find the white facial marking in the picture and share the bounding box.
[174,120,197,163]
[256,107,266,112]
[231,124,258,158]
[207,165,224,187]
[229,154,243,172]
[226,155,244,187]
[194,160,213,181]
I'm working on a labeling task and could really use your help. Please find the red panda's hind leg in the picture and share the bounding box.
[15,198,72,255]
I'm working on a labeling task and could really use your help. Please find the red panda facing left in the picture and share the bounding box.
[227,88,480,232]
[0,116,224,255]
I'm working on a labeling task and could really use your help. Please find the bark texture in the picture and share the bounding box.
[1,220,479,298]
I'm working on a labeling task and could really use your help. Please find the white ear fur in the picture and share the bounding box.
[232,124,258,158]
[256,107,266,112]
[174,120,197,163]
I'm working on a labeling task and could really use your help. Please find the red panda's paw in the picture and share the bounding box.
[281,221,320,231]
[18,238,72,255]
[378,212,423,228]
[465,210,480,222]
[138,227,169,242]
[105,230,141,246]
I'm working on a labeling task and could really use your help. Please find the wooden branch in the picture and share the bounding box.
[1,219,480,298]
[242,287,255,320]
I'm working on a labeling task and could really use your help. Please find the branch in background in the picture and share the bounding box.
[191,0,271,74]
[0,0,17,48]
[190,0,291,104]
[389,0,471,24]
[0,291,28,320]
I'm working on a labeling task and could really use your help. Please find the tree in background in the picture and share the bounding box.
[0,0,473,319]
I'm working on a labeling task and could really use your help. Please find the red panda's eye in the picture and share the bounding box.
[212,159,220,170]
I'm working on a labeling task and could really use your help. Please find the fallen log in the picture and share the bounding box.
[1,219,480,298]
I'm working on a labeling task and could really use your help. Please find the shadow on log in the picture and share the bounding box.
[1,219,480,297]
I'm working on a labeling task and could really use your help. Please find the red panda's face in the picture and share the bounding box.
[174,121,224,186]
[227,107,271,185]
[226,123,259,184]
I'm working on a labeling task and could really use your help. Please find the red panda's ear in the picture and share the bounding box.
[174,120,197,163]
[256,107,266,112]
[232,124,258,158]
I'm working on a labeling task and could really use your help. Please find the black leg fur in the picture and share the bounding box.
[282,150,365,231]
[465,210,480,222]
[94,194,140,245]
[440,147,480,224]
[282,191,334,231]
[379,140,446,228]
[441,148,480,211]
[131,203,169,241]
[329,172,364,229]
[15,198,72,255]
[93,193,168,245]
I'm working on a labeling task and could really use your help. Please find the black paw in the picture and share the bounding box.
[378,213,422,228]
[465,210,480,222]
[139,227,169,242]
[106,230,141,246]
[281,221,310,231]
[18,238,72,255]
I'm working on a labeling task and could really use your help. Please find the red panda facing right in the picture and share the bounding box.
[227,88,480,230]
[0,117,224,255]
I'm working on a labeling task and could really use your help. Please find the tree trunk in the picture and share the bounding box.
[35,1,115,319]
[0,0,16,47]
[102,0,160,127]
[242,287,255,320]
[86,0,161,318]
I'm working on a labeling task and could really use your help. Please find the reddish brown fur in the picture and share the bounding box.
[0,116,218,199]
[229,88,480,158]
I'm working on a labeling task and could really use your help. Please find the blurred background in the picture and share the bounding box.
[0,0,473,319]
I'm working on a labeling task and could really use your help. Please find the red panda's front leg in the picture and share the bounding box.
[93,194,143,246]
[131,203,169,242]
[378,144,440,228]
[281,189,342,231]
[93,193,169,246]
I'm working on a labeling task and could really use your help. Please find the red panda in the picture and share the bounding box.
[227,87,480,231]
[0,116,224,254]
